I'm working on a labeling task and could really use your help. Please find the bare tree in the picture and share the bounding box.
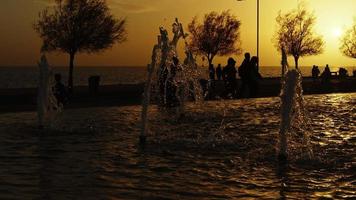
[274,5,323,69]
[340,19,356,59]
[34,0,127,92]
[188,11,241,67]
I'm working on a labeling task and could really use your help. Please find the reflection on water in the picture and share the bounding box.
[0,93,355,199]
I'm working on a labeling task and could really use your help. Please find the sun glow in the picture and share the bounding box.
[332,27,343,38]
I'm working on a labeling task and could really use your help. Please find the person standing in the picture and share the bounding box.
[312,65,320,81]
[209,64,215,80]
[206,64,216,99]
[216,64,222,81]
[238,53,251,97]
[321,64,332,85]
[223,57,238,98]
[249,56,261,97]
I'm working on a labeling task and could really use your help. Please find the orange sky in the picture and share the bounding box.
[0,0,355,67]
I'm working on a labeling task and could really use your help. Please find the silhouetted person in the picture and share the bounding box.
[238,52,251,97]
[199,79,209,99]
[249,56,260,97]
[223,57,237,98]
[165,57,179,107]
[339,67,348,78]
[216,64,222,81]
[321,64,331,84]
[209,64,215,80]
[205,64,216,99]
[312,65,320,81]
[53,73,68,106]
[222,65,227,81]
[88,75,100,94]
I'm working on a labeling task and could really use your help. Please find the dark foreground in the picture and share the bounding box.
[0,93,354,199]
[0,77,355,113]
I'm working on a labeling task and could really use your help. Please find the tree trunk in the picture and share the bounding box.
[294,56,299,69]
[282,65,285,77]
[207,57,213,68]
[68,52,75,93]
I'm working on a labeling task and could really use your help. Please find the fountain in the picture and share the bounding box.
[278,70,313,161]
[140,22,314,162]
[278,69,300,160]
[140,18,203,143]
[1,47,354,200]
[37,54,62,129]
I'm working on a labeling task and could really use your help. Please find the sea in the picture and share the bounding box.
[0,65,354,88]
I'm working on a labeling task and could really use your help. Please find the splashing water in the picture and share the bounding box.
[141,18,203,140]
[37,55,62,128]
[37,55,97,133]
[1,93,354,199]
[278,69,313,161]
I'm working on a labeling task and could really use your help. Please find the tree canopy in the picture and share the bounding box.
[274,5,323,68]
[34,0,127,91]
[188,10,241,67]
[340,19,356,59]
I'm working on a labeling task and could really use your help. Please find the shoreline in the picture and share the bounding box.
[0,77,355,113]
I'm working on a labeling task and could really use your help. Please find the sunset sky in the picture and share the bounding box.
[0,0,355,68]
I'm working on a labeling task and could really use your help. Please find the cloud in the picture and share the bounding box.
[34,0,55,6]
[34,0,158,14]
[109,0,157,14]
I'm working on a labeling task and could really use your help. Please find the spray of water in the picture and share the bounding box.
[37,54,62,128]
[140,18,203,141]
[278,69,313,161]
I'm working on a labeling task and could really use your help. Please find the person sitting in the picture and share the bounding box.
[53,73,68,106]
[199,79,209,99]
[339,67,348,78]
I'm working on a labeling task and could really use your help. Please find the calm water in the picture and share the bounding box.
[0,93,354,199]
[1,66,355,88]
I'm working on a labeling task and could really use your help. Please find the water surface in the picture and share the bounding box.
[0,93,355,199]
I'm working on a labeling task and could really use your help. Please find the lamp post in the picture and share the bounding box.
[237,0,260,68]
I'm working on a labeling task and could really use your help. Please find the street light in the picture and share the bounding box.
[237,0,260,68]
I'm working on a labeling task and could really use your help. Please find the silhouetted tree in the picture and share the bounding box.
[340,19,356,59]
[274,5,323,69]
[188,11,241,68]
[34,0,127,92]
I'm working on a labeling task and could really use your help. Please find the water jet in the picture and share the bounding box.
[37,54,62,129]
